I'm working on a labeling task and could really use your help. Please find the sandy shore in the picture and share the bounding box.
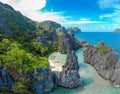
[48,52,63,72]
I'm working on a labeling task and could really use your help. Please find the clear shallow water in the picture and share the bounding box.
[53,49,120,94]
[52,32,120,94]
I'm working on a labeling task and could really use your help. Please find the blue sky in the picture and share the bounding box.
[1,0,120,32]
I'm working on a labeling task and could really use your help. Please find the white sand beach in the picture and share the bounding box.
[49,52,63,72]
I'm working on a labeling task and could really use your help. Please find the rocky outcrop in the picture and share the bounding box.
[59,33,82,54]
[39,20,66,32]
[84,42,120,87]
[0,68,13,91]
[36,31,58,46]
[36,36,49,46]
[78,40,90,47]
[54,51,82,88]
[67,27,81,33]
[63,51,79,71]
[0,67,54,94]
[48,32,57,41]
[34,68,54,94]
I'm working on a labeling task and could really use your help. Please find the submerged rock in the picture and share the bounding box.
[84,42,120,87]
[54,51,82,88]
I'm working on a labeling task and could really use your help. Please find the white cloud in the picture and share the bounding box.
[0,0,46,11]
[25,11,67,23]
[0,0,67,23]
[100,13,113,19]
[98,0,120,9]
[65,20,103,25]
[98,0,120,24]
[80,18,89,21]
[99,10,120,24]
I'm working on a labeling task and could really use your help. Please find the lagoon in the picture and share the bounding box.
[52,32,120,94]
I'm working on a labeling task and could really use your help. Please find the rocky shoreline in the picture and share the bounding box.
[83,42,120,87]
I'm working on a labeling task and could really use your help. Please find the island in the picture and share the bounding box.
[114,28,120,32]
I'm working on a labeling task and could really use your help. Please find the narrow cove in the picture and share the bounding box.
[52,48,120,94]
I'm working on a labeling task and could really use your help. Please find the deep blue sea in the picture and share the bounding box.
[75,32,120,58]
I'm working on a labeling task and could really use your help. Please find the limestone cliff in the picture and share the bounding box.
[84,42,120,87]
[59,32,82,54]
[54,51,82,88]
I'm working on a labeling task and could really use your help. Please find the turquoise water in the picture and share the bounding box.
[75,32,120,58]
[52,32,120,94]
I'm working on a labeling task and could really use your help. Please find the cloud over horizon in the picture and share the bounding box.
[0,0,120,31]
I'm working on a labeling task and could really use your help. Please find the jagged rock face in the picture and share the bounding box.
[84,42,120,87]
[0,68,13,91]
[63,51,79,71]
[54,70,82,88]
[48,32,57,41]
[54,51,82,88]
[36,36,49,46]
[39,20,66,32]
[34,68,54,94]
[0,67,54,94]
[111,61,120,87]
[59,33,82,54]
[36,31,58,46]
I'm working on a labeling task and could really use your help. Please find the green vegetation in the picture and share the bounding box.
[0,2,65,93]
[97,43,109,54]
[13,81,33,94]
[0,35,56,93]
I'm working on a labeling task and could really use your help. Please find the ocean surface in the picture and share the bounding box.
[75,32,120,58]
[52,32,120,94]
